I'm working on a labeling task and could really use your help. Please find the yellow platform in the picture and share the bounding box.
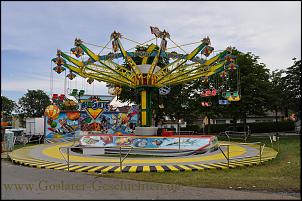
[9,141,278,173]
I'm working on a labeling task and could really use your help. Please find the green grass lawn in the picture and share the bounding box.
[97,135,301,193]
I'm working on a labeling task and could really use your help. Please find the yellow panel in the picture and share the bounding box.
[142,44,157,64]
[141,90,146,109]
[44,164,65,169]
[166,165,179,172]
[209,163,228,169]
[88,166,105,173]
[75,166,94,172]
[54,165,71,170]
[141,111,147,126]
[65,165,84,171]
[101,166,115,173]
[128,166,138,173]
[114,166,125,173]
[176,164,193,171]
[155,166,165,172]
[143,166,150,172]
[188,164,205,171]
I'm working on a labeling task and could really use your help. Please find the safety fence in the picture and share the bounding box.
[59,145,134,173]
[218,142,266,168]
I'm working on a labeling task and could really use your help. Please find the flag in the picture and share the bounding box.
[150,26,161,37]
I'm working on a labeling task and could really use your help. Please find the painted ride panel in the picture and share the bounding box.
[79,134,219,156]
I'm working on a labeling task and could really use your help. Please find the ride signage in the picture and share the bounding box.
[78,95,115,120]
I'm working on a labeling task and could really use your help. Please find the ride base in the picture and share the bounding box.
[9,139,278,173]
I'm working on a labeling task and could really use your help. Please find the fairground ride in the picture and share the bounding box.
[51,26,240,128]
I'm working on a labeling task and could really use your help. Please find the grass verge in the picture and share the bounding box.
[97,135,300,193]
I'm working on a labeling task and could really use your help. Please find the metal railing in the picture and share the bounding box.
[219,126,251,142]
[218,142,265,168]
[268,135,280,152]
[58,145,133,173]
[221,130,251,142]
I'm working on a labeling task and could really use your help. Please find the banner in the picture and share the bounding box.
[44,106,139,143]
[78,95,115,120]
[44,111,81,143]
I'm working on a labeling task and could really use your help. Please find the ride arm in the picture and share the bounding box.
[156,47,232,85]
[77,41,136,85]
[155,42,208,82]
[142,44,157,64]
[202,50,228,66]
[114,37,142,75]
[59,51,84,68]
[63,63,132,86]
[159,61,226,86]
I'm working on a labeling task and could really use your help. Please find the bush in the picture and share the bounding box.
[248,121,295,133]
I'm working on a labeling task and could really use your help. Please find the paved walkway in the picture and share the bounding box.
[1,160,300,200]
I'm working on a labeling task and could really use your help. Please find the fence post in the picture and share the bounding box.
[6,140,9,159]
[67,147,70,171]
[119,146,122,173]
[227,145,230,167]
[178,133,180,152]
[259,144,262,164]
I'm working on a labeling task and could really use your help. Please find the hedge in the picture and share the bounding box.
[181,121,295,134]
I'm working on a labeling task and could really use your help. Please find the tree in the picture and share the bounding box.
[282,59,301,116]
[268,69,285,123]
[184,49,271,131]
[223,50,271,128]
[182,78,224,132]
[18,90,51,118]
[1,96,17,121]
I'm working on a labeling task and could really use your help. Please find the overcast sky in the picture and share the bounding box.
[1,1,301,105]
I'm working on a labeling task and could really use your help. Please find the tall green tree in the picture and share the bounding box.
[183,78,221,127]
[268,69,286,122]
[157,83,193,122]
[282,59,301,116]
[224,50,271,127]
[18,90,51,117]
[186,49,271,130]
[1,96,17,121]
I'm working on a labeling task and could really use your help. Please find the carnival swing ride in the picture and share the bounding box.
[48,26,240,156]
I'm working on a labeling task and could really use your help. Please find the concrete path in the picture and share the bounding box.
[1,160,300,200]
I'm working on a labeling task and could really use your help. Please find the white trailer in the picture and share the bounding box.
[25,117,45,143]
[26,117,44,136]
